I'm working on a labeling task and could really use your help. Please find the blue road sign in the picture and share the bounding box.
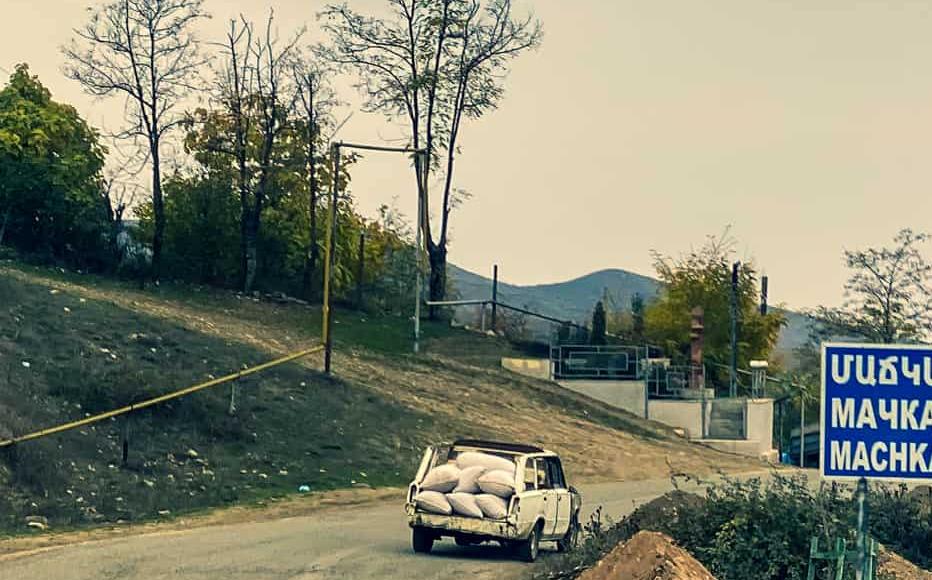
[822,343,932,481]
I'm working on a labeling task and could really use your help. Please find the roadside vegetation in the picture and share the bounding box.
[540,472,932,580]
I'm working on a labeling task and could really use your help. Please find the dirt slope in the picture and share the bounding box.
[0,261,755,533]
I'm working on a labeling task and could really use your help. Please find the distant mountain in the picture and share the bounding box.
[448,264,660,324]
[447,264,810,357]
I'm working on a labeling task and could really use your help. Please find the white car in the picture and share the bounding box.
[405,439,582,562]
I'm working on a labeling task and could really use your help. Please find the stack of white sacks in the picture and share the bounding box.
[414,451,517,519]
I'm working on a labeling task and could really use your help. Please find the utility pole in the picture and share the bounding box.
[491,264,499,331]
[730,261,740,398]
[800,385,806,468]
[760,275,769,316]
[854,477,870,580]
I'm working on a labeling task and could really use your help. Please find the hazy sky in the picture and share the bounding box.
[4,0,932,310]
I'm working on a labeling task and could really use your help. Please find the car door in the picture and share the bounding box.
[518,457,545,532]
[545,457,572,537]
[535,458,560,538]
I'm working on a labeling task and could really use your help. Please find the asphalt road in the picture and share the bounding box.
[0,475,763,580]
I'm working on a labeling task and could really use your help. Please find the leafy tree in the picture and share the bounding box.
[320,0,543,308]
[813,228,932,344]
[63,0,208,281]
[135,168,240,285]
[590,301,607,345]
[0,64,107,265]
[644,233,785,383]
[631,293,646,343]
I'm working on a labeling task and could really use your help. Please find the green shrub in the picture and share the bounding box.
[541,472,932,580]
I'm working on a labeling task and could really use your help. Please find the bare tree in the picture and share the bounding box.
[813,228,932,343]
[206,12,302,293]
[63,0,208,282]
[292,54,339,300]
[320,0,542,308]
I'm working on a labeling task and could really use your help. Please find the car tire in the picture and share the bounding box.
[412,526,434,554]
[556,515,580,553]
[515,523,541,562]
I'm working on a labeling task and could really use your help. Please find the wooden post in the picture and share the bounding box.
[491,265,499,331]
[356,232,365,310]
[228,379,237,415]
[121,415,129,467]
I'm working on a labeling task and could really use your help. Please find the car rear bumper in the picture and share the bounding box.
[405,503,523,540]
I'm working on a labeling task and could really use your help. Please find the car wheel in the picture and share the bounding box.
[556,515,580,553]
[515,523,541,562]
[412,526,434,554]
[454,535,472,547]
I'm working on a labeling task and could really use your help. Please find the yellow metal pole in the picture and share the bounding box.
[322,142,340,373]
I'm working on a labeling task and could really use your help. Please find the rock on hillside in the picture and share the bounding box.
[578,530,716,580]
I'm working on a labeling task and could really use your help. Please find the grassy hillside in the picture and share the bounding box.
[0,258,754,535]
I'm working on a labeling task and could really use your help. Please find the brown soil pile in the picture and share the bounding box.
[879,547,932,580]
[616,490,705,538]
[579,531,716,580]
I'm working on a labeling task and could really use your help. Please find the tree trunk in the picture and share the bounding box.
[0,206,11,247]
[302,121,319,301]
[428,242,447,318]
[243,211,259,294]
[150,141,164,284]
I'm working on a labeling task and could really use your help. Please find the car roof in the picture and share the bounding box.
[452,439,549,455]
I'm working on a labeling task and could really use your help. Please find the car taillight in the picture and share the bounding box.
[510,497,520,515]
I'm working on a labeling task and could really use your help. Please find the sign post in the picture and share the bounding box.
[821,342,932,578]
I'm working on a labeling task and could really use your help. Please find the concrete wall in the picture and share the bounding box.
[702,441,778,462]
[556,380,647,418]
[746,398,776,457]
[647,400,708,439]
[501,358,552,381]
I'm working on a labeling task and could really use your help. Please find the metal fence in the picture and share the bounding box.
[550,344,650,380]
[645,363,707,399]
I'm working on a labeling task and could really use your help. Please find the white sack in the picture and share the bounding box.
[415,490,453,515]
[477,469,517,498]
[446,492,484,518]
[475,494,509,519]
[452,465,486,494]
[455,451,515,474]
[420,463,461,493]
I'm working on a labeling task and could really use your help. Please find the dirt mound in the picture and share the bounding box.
[579,531,716,580]
[880,547,932,580]
[616,490,705,538]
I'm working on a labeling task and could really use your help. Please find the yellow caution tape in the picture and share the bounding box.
[0,345,325,448]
